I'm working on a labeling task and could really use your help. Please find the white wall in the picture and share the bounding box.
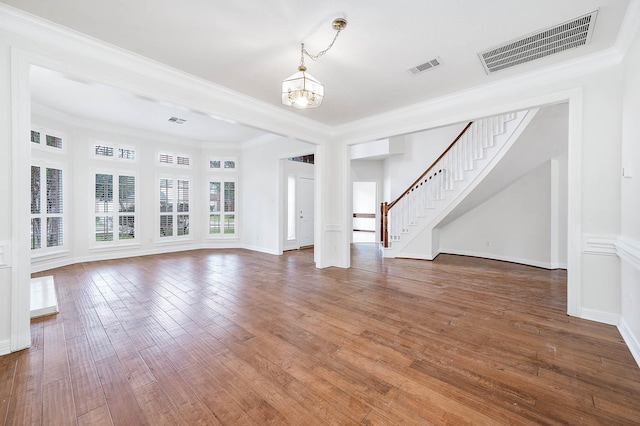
[1,3,638,362]
[619,18,640,365]
[282,159,314,251]
[29,110,246,273]
[351,159,384,242]
[0,37,12,353]
[383,124,467,202]
[242,138,314,255]
[439,159,567,269]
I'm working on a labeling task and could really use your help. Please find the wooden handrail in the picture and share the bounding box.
[388,121,473,209]
[381,121,473,247]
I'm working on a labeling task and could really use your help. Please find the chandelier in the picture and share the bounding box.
[281,18,347,109]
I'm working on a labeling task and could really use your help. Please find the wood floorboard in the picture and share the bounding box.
[6,245,640,425]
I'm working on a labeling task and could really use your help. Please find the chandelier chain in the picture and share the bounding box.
[302,29,343,62]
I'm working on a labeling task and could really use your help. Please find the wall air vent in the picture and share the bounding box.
[408,57,442,75]
[168,116,187,124]
[479,10,598,74]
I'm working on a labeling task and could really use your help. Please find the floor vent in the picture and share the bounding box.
[408,57,442,75]
[479,10,598,74]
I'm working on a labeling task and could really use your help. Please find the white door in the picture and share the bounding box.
[298,177,314,247]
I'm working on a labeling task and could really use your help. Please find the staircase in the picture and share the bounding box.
[382,108,539,259]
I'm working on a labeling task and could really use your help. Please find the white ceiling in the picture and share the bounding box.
[4,0,633,142]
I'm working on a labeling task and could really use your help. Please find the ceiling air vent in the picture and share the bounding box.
[408,57,442,75]
[478,10,598,74]
[168,116,187,124]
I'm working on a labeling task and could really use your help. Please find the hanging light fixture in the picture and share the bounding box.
[282,18,347,109]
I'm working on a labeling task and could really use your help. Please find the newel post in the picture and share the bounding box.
[381,202,389,248]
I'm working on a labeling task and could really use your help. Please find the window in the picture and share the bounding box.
[31,126,65,152]
[209,157,237,171]
[31,130,41,144]
[159,152,191,167]
[31,164,64,251]
[160,177,189,238]
[46,134,63,149]
[287,175,296,240]
[209,178,236,236]
[94,172,136,243]
[93,141,136,161]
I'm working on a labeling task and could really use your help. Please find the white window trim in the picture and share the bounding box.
[206,175,238,239]
[158,151,192,168]
[208,156,238,172]
[31,125,67,154]
[30,159,68,256]
[90,168,139,247]
[157,174,192,242]
[90,139,138,163]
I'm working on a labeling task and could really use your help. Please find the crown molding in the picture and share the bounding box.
[334,45,623,144]
[32,102,212,149]
[2,1,639,146]
[0,3,332,144]
[616,0,640,56]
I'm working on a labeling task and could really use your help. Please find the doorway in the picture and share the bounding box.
[298,177,314,247]
[352,181,377,243]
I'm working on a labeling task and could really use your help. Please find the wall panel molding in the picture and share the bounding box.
[617,236,640,271]
[582,233,618,256]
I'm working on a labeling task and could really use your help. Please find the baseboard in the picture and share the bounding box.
[31,242,248,273]
[618,317,640,368]
[0,339,10,356]
[580,308,619,326]
[241,244,280,256]
[439,248,563,270]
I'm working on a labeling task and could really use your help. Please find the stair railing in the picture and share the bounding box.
[381,122,473,248]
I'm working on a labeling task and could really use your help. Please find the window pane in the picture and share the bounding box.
[287,175,296,240]
[31,218,41,249]
[224,182,235,212]
[46,135,63,149]
[160,215,173,237]
[118,147,136,160]
[95,145,114,157]
[31,130,40,144]
[95,216,113,241]
[46,168,63,214]
[177,156,190,166]
[224,214,235,234]
[119,175,135,212]
[160,179,173,212]
[177,214,189,236]
[224,160,235,169]
[31,166,41,214]
[47,217,63,247]
[95,174,113,213]
[119,216,135,239]
[177,180,189,212]
[159,153,173,164]
[209,181,220,212]
[210,160,221,169]
[209,214,220,234]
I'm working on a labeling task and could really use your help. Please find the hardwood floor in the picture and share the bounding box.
[2,245,639,425]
